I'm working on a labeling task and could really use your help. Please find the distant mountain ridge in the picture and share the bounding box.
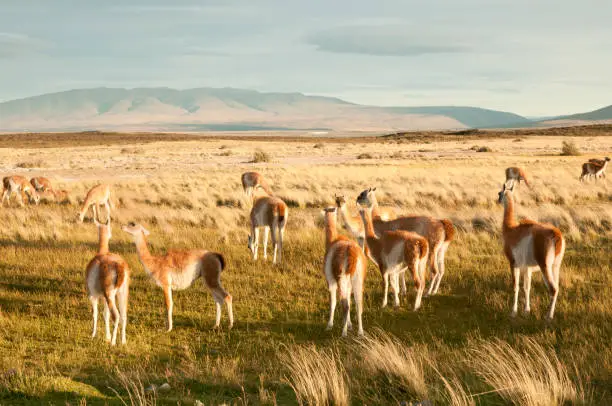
[557,105,612,121]
[0,87,534,132]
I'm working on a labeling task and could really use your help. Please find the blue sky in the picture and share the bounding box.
[1,0,610,116]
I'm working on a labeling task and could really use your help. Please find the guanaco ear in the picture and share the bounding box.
[372,187,377,191]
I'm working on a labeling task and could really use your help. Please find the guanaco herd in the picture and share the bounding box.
[0,156,608,343]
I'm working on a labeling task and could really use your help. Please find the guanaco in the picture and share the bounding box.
[86,218,130,345]
[122,222,233,331]
[356,188,454,297]
[241,172,273,199]
[359,205,428,310]
[78,184,113,223]
[498,180,565,320]
[322,207,367,336]
[2,175,39,206]
[248,196,288,264]
[505,167,531,187]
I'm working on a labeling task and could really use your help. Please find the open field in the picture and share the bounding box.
[0,127,611,405]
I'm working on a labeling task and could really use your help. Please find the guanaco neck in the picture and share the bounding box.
[131,232,157,275]
[369,194,383,218]
[324,212,339,249]
[502,192,518,231]
[98,226,110,255]
[337,204,361,233]
[359,209,383,265]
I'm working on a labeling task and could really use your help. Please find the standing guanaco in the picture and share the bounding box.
[122,222,233,331]
[356,188,454,297]
[322,207,367,336]
[78,184,113,223]
[505,167,531,187]
[248,196,288,264]
[359,205,428,310]
[241,172,273,199]
[498,180,565,320]
[2,175,39,206]
[86,218,130,345]
[580,157,610,182]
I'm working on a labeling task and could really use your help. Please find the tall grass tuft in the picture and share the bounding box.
[280,345,349,406]
[111,368,157,406]
[356,330,429,399]
[470,338,588,406]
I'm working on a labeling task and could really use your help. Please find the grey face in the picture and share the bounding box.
[247,235,254,253]
[497,182,513,204]
[356,187,375,206]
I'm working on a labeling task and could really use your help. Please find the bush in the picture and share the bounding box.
[561,140,581,156]
[251,149,271,163]
[357,153,374,159]
[218,150,232,157]
[16,159,46,168]
[475,146,493,152]
[313,143,325,149]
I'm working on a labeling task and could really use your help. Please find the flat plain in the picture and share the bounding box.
[0,126,611,405]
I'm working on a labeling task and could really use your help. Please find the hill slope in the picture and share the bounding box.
[0,87,532,131]
[558,105,612,121]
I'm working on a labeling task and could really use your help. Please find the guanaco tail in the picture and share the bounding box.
[322,207,367,336]
[498,180,565,320]
[122,222,233,331]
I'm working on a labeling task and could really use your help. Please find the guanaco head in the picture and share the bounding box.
[94,217,112,240]
[322,207,337,219]
[334,195,346,208]
[122,221,150,237]
[26,188,40,205]
[497,181,515,204]
[356,187,376,208]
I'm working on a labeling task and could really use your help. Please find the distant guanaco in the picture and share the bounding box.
[123,222,233,331]
[356,188,454,297]
[2,175,39,206]
[322,207,367,336]
[498,180,564,320]
[241,172,273,199]
[78,184,113,223]
[86,218,130,345]
[580,157,610,182]
[505,167,530,187]
[248,196,288,264]
[30,176,67,202]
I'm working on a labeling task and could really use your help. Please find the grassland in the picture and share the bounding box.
[0,127,611,405]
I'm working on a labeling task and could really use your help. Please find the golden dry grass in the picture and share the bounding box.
[0,127,610,404]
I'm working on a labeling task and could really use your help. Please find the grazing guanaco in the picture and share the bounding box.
[30,177,53,193]
[505,167,530,187]
[241,172,273,199]
[78,184,113,223]
[323,207,367,336]
[2,175,39,206]
[498,181,565,320]
[248,196,288,264]
[122,222,233,331]
[86,218,130,345]
[356,188,454,297]
[580,157,610,181]
[359,205,428,310]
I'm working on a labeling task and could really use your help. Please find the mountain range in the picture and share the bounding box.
[0,87,609,132]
